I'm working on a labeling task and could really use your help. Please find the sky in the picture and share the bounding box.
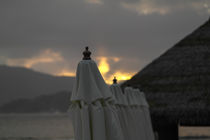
[0,0,209,84]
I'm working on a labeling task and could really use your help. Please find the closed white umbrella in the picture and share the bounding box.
[133,88,155,140]
[110,77,127,106]
[70,47,124,140]
[124,86,134,106]
[124,86,143,140]
[110,77,129,140]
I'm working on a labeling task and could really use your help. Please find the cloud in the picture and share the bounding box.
[84,0,103,5]
[96,56,136,84]
[189,1,210,14]
[52,55,135,84]
[97,57,110,75]
[0,0,209,84]
[56,69,76,77]
[7,49,63,68]
[107,71,135,84]
[5,48,77,77]
[121,0,210,15]
[3,47,138,84]
[121,0,170,15]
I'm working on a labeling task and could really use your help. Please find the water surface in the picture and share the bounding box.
[0,113,74,140]
[0,113,209,140]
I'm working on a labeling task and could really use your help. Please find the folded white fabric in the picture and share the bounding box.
[140,91,149,108]
[110,83,130,140]
[110,84,128,106]
[124,86,135,106]
[71,60,114,103]
[124,87,141,140]
[132,88,155,140]
[133,88,142,106]
[70,59,124,140]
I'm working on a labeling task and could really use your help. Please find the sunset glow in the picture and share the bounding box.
[54,56,134,84]
[98,57,110,75]
[113,71,133,81]
[7,49,63,68]
[57,70,76,77]
[85,0,103,5]
[97,56,134,84]
[105,71,135,84]
[4,46,135,84]
[5,49,135,84]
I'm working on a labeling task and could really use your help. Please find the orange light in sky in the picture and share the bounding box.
[57,70,75,77]
[113,71,133,81]
[6,48,134,84]
[97,56,134,84]
[98,57,110,75]
[7,49,63,68]
[105,71,134,84]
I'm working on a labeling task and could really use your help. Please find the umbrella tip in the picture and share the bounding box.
[113,76,117,84]
[83,46,91,60]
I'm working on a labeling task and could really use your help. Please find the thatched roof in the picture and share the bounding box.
[123,18,210,126]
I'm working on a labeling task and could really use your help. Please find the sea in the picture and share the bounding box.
[0,113,74,140]
[0,113,209,140]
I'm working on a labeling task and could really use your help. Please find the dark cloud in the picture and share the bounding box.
[0,0,209,81]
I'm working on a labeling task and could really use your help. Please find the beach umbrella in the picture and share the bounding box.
[133,88,155,140]
[124,86,139,106]
[110,77,127,106]
[110,77,129,140]
[70,47,124,140]
[124,86,147,140]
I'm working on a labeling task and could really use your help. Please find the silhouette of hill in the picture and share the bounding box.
[0,65,75,106]
[0,91,71,113]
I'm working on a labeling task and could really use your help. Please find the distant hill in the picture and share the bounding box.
[0,91,71,113]
[0,65,75,106]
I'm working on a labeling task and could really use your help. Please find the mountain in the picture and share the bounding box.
[123,18,210,126]
[0,65,75,106]
[0,91,71,113]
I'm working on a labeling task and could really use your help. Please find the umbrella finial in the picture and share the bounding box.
[83,46,91,60]
[113,76,117,84]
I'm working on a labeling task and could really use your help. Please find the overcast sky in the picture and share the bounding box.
[0,0,209,83]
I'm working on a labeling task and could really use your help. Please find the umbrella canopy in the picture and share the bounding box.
[110,77,127,106]
[71,59,113,103]
[132,88,154,140]
[124,87,147,140]
[132,88,149,107]
[124,86,139,106]
[70,47,123,140]
[110,78,129,140]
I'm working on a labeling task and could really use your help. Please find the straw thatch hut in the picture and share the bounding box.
[123,18,210,140]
